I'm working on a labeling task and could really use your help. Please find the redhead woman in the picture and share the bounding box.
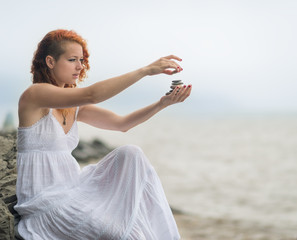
[15,29,192,240]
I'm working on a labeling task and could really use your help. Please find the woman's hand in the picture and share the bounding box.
[160,84,192,107]
[144,55,183,76]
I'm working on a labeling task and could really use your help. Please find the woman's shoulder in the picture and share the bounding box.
[22,83,54,93]
[18,84,51,127]
[19,83,54,104]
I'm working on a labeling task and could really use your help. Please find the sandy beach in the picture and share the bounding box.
[174,212,296,240]
[78,114,297,240]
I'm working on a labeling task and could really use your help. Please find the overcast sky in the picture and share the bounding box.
[0,0,296,122]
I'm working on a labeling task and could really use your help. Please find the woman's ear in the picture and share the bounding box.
[45,55,55,69]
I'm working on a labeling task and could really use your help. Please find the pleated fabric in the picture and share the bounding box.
[15,108,180,240]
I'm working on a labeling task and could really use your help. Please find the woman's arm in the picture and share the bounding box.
[78,84,192,132]
[20,55,183,110]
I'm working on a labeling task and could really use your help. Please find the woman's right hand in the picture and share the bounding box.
[144,55,183,76]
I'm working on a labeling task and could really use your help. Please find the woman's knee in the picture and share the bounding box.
[117,144,143,156]
[116,145,149,165]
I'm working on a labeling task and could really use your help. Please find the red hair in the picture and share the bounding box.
[31,29,90,87]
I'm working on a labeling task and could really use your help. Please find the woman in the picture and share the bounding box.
[15,29,192,240]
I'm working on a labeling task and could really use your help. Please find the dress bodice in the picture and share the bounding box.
[17,108,79,153]
[16,108,80,205]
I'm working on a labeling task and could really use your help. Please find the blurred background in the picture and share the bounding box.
[1,0,296,239]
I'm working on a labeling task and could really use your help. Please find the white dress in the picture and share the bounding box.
[15,108,180,240]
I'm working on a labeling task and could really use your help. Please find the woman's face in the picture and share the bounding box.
[49,42,84,87]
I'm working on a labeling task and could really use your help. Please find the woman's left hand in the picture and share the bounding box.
[160,84,192,107]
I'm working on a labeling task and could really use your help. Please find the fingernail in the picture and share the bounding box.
[188,85,191,88]
[183,85,186,88]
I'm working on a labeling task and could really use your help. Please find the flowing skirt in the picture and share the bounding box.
[15,145,180,240]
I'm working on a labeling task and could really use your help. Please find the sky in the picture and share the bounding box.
[0,0,297,125]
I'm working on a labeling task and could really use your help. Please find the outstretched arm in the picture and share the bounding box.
[78,84,192,132]
[20,55,183,110]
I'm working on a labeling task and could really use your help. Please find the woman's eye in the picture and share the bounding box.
[69,59,76,62]
[80,59,84,63]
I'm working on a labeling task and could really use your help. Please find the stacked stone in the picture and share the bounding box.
[166,80,184,95]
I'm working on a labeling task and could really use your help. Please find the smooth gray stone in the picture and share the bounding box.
[171,82,183,86]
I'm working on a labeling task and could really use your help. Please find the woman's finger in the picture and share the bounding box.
[186,85,192,95]
[162,62,183,74]
[183,85,192,98]
[163,55,182,62]
[171,85,181,100]
[164,58,182,69]
[163,68,180,75]
[175,85,187,101]
[148,55,183,75]
[176,85,192,102]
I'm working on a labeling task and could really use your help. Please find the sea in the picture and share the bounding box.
[77,113,297,235]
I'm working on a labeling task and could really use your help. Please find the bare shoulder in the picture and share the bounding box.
[19,85,33,109]
[18,84,50,127]
[19,83,50,103]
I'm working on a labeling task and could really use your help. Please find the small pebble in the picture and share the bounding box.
[166,80,184,95]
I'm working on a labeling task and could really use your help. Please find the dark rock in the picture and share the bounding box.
[72,138,114,162]
[171,206,185,215]
[0,132,17,240]
[0,198,14,240]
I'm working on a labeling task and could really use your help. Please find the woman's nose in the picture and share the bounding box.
[76,61,83,70]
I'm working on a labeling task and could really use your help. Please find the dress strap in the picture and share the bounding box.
[75,107,79,120]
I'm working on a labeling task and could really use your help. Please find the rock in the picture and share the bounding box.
[172,80,182,83]
[166,80,184,95]
[0,198,14,240]
[171,206,185,215]
[0,132,17,240]
[72,138,114,162]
